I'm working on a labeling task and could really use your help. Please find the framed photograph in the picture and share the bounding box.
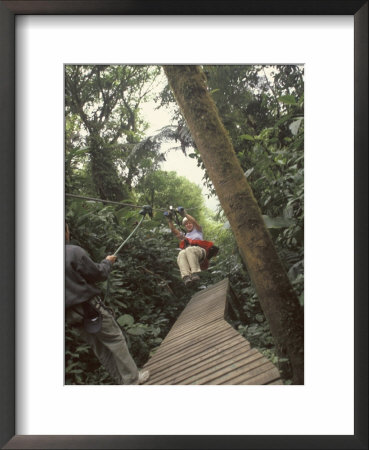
[1,1,367,449]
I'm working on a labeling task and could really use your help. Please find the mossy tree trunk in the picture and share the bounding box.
[163,65,304,384]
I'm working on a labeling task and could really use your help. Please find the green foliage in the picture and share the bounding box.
[65,64,304,385]
[163,64,305,311]
[65,198,190,384]
[172,65,304,381]
[135,170,207,227]
[65,65,162,200]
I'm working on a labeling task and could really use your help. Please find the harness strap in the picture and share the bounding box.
[71,297,102,319]
[179,238,219,271]
[179,238,215,252]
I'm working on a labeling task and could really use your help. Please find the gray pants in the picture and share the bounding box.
[177,246,206,278]
[66,298,139,384]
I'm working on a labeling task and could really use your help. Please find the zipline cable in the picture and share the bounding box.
[66,192,200,212]
[66,193,203,301]
[65,193,167,212]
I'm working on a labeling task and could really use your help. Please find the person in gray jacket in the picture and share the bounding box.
[65,223,150,385]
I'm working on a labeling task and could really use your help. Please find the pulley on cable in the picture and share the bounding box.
[163,206,187,233]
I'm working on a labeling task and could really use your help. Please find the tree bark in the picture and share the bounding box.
[163,65,304,384]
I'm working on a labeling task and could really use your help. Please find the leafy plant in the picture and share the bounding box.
[65,64,304,384]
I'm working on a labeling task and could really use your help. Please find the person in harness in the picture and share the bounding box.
[65,222,150,385]
[164,207,219,286]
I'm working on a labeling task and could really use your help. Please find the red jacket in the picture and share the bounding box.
[179,238,216,270]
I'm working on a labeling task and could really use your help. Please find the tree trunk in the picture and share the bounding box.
[163,65,304,384]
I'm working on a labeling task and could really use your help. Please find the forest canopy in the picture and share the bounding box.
[65,64,304,385]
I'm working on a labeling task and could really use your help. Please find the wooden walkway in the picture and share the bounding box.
[143,278,282,385]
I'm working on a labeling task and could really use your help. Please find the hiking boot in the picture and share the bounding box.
[191,273,200,282]
[183,275,193,286]
[137,369,150,384]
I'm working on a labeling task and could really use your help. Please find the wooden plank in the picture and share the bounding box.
[190,279,229,299]
[145,328,244,370]
[227,366,282,385]
[147,341,251,385]
[173,306,225,326]
[142,278,282,386]
[146,334,246,374]
[179,296,224,314]
[173,301,226,323]
[177,292,226,311]
[163,314,226,341]
[160,326,230,352]
[182,286,227,303]
[161,317,228,343]
[146,341,250,383]
[155,318,238,345]
[177,297,226,317]
[169,283,228,326]
[153,347,260,385]
[165,299,226,326]
[220,363,280,385]
[185,350,267,385]
[164,310,245,345]
[159,320,235,348]
[164,321,228,345]
[165,323,246,351]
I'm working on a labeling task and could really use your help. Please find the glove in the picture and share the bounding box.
[164,211,174,220]
[177,206,185,217]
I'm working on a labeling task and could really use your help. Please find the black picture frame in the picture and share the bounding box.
[0,1,367,449]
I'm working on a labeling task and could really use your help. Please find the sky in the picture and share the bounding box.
[140,80,220,212]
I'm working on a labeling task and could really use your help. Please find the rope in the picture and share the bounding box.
[113,215,145,256]
[106,212,147,302]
